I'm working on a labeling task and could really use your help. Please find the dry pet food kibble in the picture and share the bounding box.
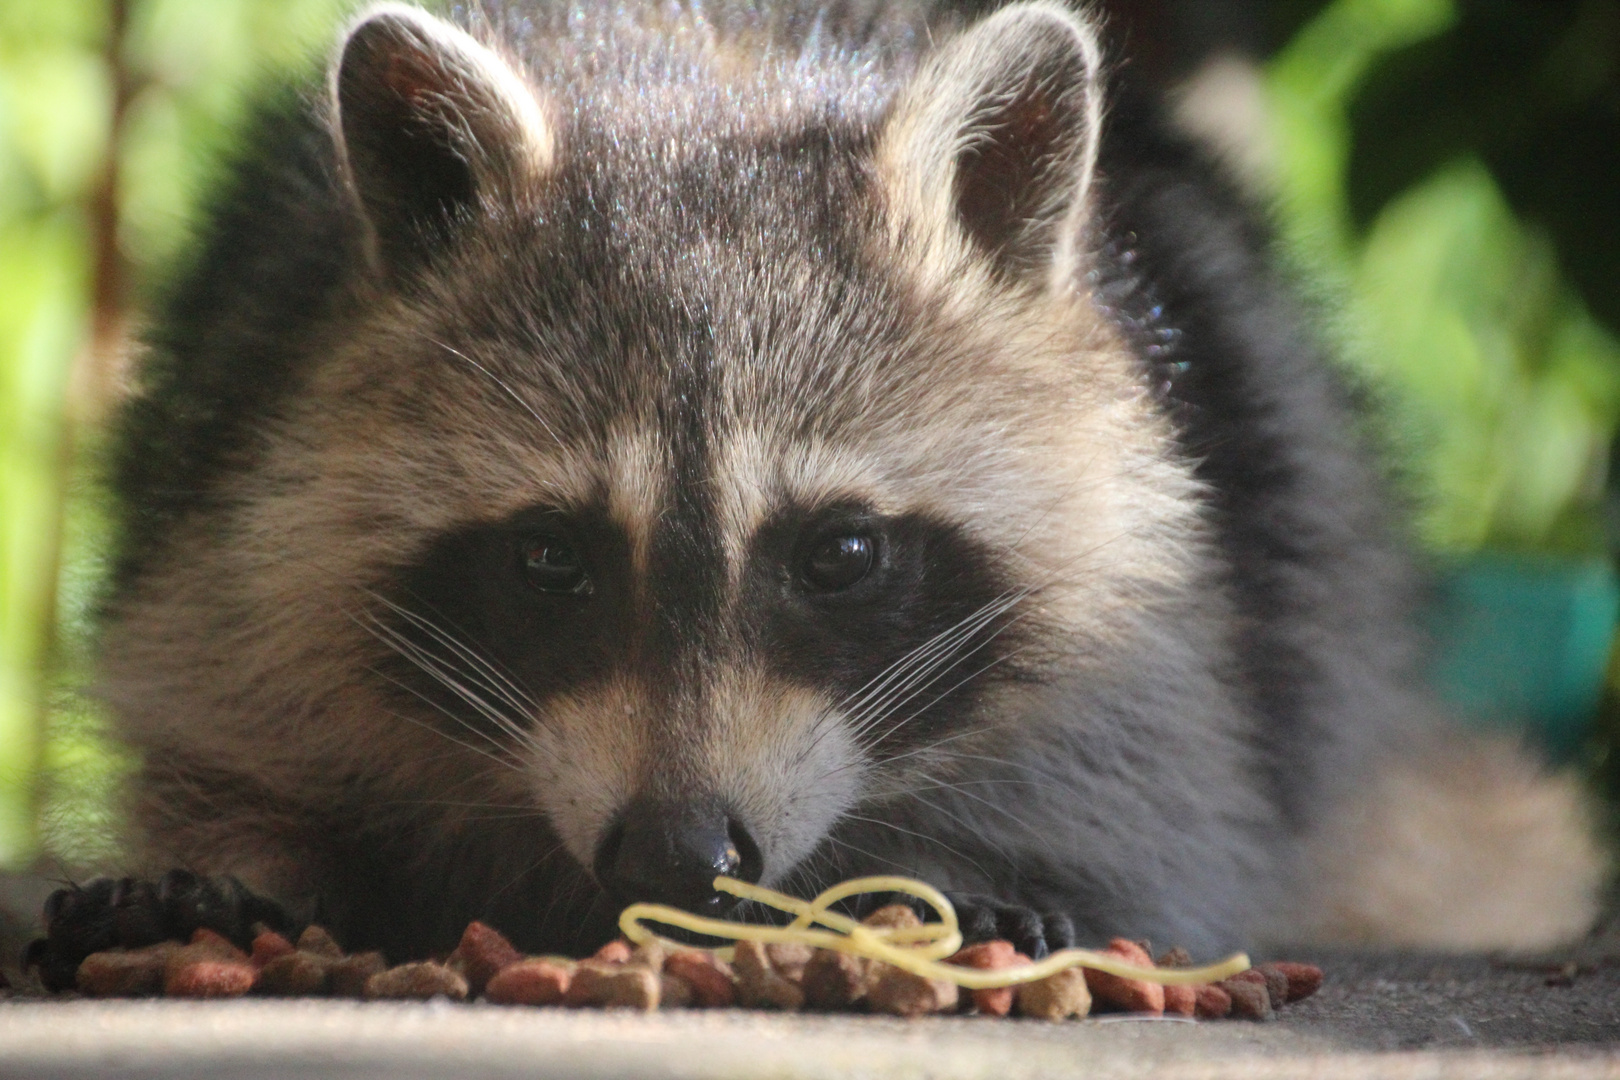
[362,961,469,1002]
[485,958,575,1006]
[40,873,1321,1023]
[1015,967,1092,1020]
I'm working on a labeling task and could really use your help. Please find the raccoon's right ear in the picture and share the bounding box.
[333,4,554,277]
[878,1,1104,294]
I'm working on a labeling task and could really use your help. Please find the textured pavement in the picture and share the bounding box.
[1,948,1618,1078]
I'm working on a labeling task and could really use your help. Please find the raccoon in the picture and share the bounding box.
[59,0,1601,967]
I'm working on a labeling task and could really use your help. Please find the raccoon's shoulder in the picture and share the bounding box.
[111,84,359,592]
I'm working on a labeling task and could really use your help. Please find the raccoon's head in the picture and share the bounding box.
[242,1,1200,916]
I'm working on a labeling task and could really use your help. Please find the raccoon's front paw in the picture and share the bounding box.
[24,870,299,992]
[946,893,1075,960]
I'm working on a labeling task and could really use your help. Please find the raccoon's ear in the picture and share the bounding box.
[879,1,1104,291]
[333,4,553,276]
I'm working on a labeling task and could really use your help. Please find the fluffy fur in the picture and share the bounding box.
[100,0,1603,961]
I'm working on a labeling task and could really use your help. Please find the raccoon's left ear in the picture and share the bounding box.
[333,4,554,277]
[879,1,1104,292]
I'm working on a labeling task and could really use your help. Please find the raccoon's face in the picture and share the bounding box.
[267,2,1200,914]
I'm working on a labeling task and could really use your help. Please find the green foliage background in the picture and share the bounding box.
[0,0,1617,871]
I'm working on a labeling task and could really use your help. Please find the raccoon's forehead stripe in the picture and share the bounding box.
[640,329,730,685]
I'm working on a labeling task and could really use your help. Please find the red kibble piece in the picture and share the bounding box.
[1162,982,1196,1016]
[947,940,1019,969]
[188,928,248,961]
[946,940,1031,1017]
[486,958,574,1005]
[664,951,736,1008]
[592,939,633,965]
[165,959,257,998]
[1265,961,1323,1004]
[250,930,296,969]
[1083,938,1164,1015]
[448,921,523,996]
[1193,983,1232,1019]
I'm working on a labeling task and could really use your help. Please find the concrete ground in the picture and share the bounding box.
[3,871,1619,1078]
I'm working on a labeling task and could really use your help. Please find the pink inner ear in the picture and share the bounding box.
[379,41,449,112]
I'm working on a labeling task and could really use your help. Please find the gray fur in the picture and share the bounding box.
[98,0,1590,961]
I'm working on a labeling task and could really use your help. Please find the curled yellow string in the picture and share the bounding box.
[619,875,1249,990]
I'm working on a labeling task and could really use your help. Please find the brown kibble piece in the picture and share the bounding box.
[329,952,387,998]
[76,943,179,997]
[732,940,804,1010]
[659,971,694,1008]
[1083,938,1163,1015]
[250,931,296,969]
[1156,947,1193,968]
[363,961,469,1001]
[946,940,1031,1017]
[255,951,332,996]
[486,958,574,1005]
[664,951,736,1008]
[865,963,959,1017]
[592,939,633,965]
[565,960,660,1009]
[1265,961,1323,1004]
[1016,968,1092,1021]
[1194,983,1232,1019]
[165,959,257,998]
[802,948,868,1010]
[1252,964,1291,1009]
[765,942,814,984]
[861,905,923,932]
[447,921,523,996]
[296,925,343,959]
[1162,982,1196,1016]
[1221,975,1273,1021]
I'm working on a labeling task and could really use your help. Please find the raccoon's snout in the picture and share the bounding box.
[592,797,764,914]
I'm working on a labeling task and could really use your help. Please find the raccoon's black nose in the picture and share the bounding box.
[593,799,763,914]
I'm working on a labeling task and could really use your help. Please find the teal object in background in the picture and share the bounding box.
[1427,554,1620,761]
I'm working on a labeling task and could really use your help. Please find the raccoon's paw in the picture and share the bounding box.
[946,894,1075,960]
[25,870,299,992]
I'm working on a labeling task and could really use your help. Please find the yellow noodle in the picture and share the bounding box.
[619,875,1250,989]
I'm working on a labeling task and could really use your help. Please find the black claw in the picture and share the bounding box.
[957,901,1000,944]
[945,893,1075,960]
[998,908,1048,959]
[1042,911,1075,952]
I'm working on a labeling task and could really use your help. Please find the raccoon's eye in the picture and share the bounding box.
[521,534,591,595]
[800,533,876,592]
